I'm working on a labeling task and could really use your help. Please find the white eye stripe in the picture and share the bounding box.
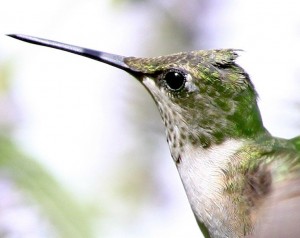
[185,74,198,93]
[186,74,193,82]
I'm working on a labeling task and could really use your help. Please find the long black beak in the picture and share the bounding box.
[8,34,132,72]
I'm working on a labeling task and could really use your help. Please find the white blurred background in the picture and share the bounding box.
[1,0,300,237]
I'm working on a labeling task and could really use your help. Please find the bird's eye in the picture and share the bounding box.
[163,69,186,91]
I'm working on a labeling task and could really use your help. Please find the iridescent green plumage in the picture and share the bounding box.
[223,134,300,236]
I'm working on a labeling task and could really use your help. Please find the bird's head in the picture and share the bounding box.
[9,35,266,158]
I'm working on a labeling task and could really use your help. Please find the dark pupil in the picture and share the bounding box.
[164,71,185,91]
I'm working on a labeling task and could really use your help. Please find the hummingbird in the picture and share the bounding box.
[8,34,300,238]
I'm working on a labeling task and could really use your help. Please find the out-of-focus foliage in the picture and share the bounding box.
[0,135,93,237]
[111,0,206,53]
[0,63,94,237]
[110,0,141,6]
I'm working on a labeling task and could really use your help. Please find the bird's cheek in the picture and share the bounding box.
[141,76,158,94]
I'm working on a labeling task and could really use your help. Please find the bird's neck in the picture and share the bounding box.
[175,139,248,238]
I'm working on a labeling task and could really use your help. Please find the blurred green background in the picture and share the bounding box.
[1,0,300,237]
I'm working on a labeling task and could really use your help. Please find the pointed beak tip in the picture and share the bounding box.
[7,34,19,38]
[7,34,34,42]
[7,34,27,41]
